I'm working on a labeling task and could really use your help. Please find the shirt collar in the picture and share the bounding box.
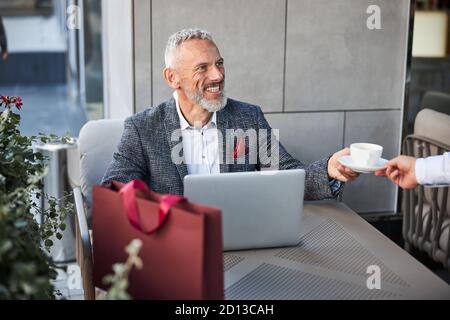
[173,91,216,130]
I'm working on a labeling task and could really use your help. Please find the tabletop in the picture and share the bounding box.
[224,201,450,299]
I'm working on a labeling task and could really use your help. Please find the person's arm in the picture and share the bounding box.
[101,117,149,185]
[415,152,450,186]
[254,106,356,200]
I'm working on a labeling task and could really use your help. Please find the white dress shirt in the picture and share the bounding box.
[415,152,450,186]
[174,92,220,175]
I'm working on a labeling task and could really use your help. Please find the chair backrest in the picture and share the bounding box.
[414,108,450,146]
[413,108,450,217]
[402,109,450,251]
[78,119,124,209]
[74,120,124,299]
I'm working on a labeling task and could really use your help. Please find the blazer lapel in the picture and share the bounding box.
[163,98,189,181]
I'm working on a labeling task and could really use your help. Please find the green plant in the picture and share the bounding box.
[0,95,74,299]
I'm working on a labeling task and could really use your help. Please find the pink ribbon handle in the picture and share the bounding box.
[119,180,186,235]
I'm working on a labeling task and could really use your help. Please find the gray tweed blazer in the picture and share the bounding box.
[101,98,339,200]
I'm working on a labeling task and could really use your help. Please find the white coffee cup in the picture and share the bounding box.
[350,143,383,167]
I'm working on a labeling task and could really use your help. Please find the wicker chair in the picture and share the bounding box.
[402,109,450,270]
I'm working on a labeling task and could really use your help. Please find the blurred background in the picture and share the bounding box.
[0,0,103,138]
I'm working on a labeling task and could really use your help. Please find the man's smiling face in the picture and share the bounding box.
[174,39,227,112]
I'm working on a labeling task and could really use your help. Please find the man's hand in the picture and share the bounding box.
[328,148,360,182]
[1,51,7,61]
[374,155,418,189]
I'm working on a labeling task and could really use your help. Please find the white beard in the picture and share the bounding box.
[185,87,228,113]
[197,94,227,112]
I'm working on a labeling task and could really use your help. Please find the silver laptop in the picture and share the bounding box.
[184,169,305,251]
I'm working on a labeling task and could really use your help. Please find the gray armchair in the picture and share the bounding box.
[71,119,124,299]
[402,108,450,270]
[73,119,124,218]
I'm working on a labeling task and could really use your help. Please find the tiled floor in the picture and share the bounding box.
[0,84,88,137]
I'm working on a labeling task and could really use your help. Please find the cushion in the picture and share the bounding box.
[78,119,124,210]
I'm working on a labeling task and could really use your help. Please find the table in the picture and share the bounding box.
[224,202,450,299]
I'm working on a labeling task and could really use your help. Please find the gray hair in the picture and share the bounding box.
[164,28,213,68]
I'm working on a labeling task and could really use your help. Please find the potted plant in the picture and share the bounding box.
[0,95,74,299]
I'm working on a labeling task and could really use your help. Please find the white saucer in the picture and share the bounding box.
[338,155,388,174]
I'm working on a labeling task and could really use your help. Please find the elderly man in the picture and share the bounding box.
[102,28,358,200]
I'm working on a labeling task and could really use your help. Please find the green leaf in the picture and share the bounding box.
[0,101,80,299]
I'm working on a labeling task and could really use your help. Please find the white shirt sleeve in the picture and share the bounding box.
[415,152,450,186]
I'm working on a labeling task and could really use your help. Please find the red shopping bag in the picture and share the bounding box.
[92,180,224,299]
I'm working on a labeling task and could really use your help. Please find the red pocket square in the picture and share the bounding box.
[233,137,249,159]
